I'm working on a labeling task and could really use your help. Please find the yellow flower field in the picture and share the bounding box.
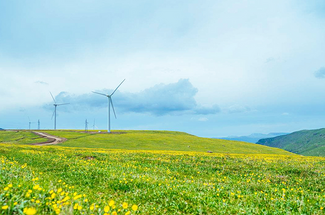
[0,143,325,214]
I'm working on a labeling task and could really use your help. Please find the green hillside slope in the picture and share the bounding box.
[257,128,325,156]
[42,130,293,155]
[0,130,47,144]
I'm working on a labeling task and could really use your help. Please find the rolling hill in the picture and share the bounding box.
[2,130,325,214]
[0,130,47,144]
[257,128,325,156]
[40,130,294,155]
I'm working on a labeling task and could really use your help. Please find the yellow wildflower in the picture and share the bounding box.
[104,206,110,212]
[33,185,40,190]
[132,205,138,211]
[55,208,60,214]
[2,205,8,210]
[122,202,128,209]
[23,207,37,215]
[51,193,56,199]
[73,194,82,200]
[109,200,115,206]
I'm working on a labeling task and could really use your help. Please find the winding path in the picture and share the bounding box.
[32,131,67,145]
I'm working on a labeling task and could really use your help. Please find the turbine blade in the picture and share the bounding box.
[110,97,117,119]
[56,103,70,106]
[110,79,125,96]
[49,92,56,103]
[92,91,108,97]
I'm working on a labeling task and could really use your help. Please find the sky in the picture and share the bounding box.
[0,0,325,137]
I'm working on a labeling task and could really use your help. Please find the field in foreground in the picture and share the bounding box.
[1,143,325,214]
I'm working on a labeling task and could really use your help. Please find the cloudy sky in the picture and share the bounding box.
[0,0,325,137]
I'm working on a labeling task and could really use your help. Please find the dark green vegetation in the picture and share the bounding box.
[42,130,293,155]
[0,130,47,144]
[1,143,325,214]
[257,128,325,156]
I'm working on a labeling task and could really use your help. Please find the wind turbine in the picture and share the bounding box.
[27,117,37,130]
[85,119,89,132]
[50,92,69,130]
[93,119,97,130]
[28,117,32,130]
[92,79,125,133]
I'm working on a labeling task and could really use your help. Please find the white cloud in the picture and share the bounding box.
[198,117,208,122]
[49,79,220,116]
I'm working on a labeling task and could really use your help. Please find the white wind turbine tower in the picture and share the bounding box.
[28,117,33,130]
[92,79,125,133]
[50,92,69,130]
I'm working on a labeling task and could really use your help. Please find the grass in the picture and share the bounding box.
[257,128,325,156]
[1,143,325,214]
[0,130,47,145]
[1,130,323,214]
[42,130,293,155]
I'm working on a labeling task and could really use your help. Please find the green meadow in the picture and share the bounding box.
[0,130,324,214]
[44,130,293,155]
[0,131,47,145]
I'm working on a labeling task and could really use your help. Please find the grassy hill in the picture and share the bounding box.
[0,130,47,144]
[1,130,325,214]
[257,128,325,156]
[41,130,293,155]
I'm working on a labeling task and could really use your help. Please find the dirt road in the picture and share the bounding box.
[32,131,67,145]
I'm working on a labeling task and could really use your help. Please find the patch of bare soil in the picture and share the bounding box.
[31,132,67,145]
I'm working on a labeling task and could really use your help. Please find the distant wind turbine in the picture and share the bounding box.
[50,92,69,130]
[28,117,33,130]
[92,79,125,133]
[93,119,97,130]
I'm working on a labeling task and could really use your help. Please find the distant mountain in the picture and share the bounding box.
[257,128,325,156]
[219,133,287,143]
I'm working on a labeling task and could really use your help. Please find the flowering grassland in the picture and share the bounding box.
[1,143,325,214]
[0,131,47,145]
[44,130,294,155]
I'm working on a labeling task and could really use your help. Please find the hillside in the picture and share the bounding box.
[220,133,287,143]
[257,128,325,156]
[2,130,325,214]
[40,130,294,155]
[0,130,47,144]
